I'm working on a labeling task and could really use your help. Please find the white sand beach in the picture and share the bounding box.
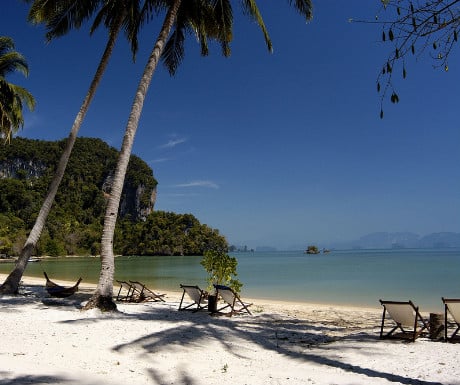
[1,274,459,385]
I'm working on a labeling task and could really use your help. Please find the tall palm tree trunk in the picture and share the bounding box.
[0,18,123,295]
[84,0,182,311]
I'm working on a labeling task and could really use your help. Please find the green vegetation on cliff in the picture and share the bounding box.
[0,137,227,256]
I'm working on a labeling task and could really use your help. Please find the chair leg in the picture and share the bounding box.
[445,304,448,342]
[380,308,386,339]
[451,326,460,341]
[412,313,418,342]
[443,305,460,342]
[236,298,252,315]
[179,290,186,310]
[116,285,123,301]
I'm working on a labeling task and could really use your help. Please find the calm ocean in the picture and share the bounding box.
[1,248,459,312]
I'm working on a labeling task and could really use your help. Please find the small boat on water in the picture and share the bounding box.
[28,257,41,263]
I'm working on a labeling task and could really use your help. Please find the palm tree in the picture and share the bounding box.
[84,0,313,311]
[0,0,142,295]
[0,36,35,142]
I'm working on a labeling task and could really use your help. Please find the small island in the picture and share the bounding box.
[304,245,331,254]
[304,245,320,254]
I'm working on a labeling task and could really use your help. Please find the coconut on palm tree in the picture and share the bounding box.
[0,36,35,142]
[84,0,313,311]
[0,0,142,295]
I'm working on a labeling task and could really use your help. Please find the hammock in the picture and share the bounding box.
[43,272,82,298]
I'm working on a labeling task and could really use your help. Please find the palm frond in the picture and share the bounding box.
[212,0,233,55]
[240,0,272,52]
[0,79,35,142]
[182,0,228,57]
[0,50,29,78]
[28,0,102,41]
[288,0,313,21]
[161,26,185,75]
[0,37,15,56]
[7,84,36,111]
[0,36,35,141]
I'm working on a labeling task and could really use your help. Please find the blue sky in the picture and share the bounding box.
[3,1,460,249]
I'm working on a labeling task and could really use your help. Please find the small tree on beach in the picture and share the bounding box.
[84,0,313,311]
[0,36,35,142]
[201,250,242,294]
[0,0,142,295]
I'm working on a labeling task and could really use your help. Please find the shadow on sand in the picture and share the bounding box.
[1,283,450,385]
[109,306,446,385]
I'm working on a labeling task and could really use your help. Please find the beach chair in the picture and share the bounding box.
[379,300,429,341]
[214,284,252,315]
[178,284,208,312]
[129,281,166,302]
[115,280,136,302]
[442,297,460,342]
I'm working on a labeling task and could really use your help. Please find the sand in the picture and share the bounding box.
[1,274,459,385]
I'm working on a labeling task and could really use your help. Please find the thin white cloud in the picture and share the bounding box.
[22,112,41,131]
[175,180,219,189]
[149,157,171,164]
[159,137,187,149]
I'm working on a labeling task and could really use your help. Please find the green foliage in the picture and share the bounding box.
[0,137,227,257]
[114,211,228,256]
[200,250,241,293]
[0,36,35,141]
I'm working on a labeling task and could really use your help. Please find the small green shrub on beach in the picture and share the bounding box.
[201,250,242,294]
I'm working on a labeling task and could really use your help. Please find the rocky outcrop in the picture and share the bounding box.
[102,172,156,221]
[0,158,47,179]
[0,137,157,221]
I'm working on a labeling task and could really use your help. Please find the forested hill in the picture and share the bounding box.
[0,137,227,257]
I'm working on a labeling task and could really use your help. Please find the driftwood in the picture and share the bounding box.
[44,272,82,298]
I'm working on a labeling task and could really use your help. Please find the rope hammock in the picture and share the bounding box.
[43,271,82,298]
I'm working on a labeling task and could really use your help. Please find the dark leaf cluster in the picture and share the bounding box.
[359,1,459,117]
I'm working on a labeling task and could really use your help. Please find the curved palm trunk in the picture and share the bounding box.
[84,0,182,311]
[0,19,123,295]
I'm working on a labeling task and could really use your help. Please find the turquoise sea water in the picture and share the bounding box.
[1,248,459,312]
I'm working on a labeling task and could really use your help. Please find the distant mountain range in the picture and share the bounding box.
[238,232,460,252]
[328,232,460,250]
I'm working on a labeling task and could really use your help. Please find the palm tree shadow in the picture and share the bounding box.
[0,374,70,385]
[7,289,445,385]
[109,305,444,385]
[147,366,197,385]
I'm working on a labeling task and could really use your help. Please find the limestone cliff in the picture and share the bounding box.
[0,137,157,221]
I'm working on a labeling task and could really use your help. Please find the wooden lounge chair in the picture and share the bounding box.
[115,280,136,302]
[379,300,429,341]
[442,297,460,342]
[178,284,208,312]
[44,272,82,298]
[214,284,252,315]
[129,280,166,302]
